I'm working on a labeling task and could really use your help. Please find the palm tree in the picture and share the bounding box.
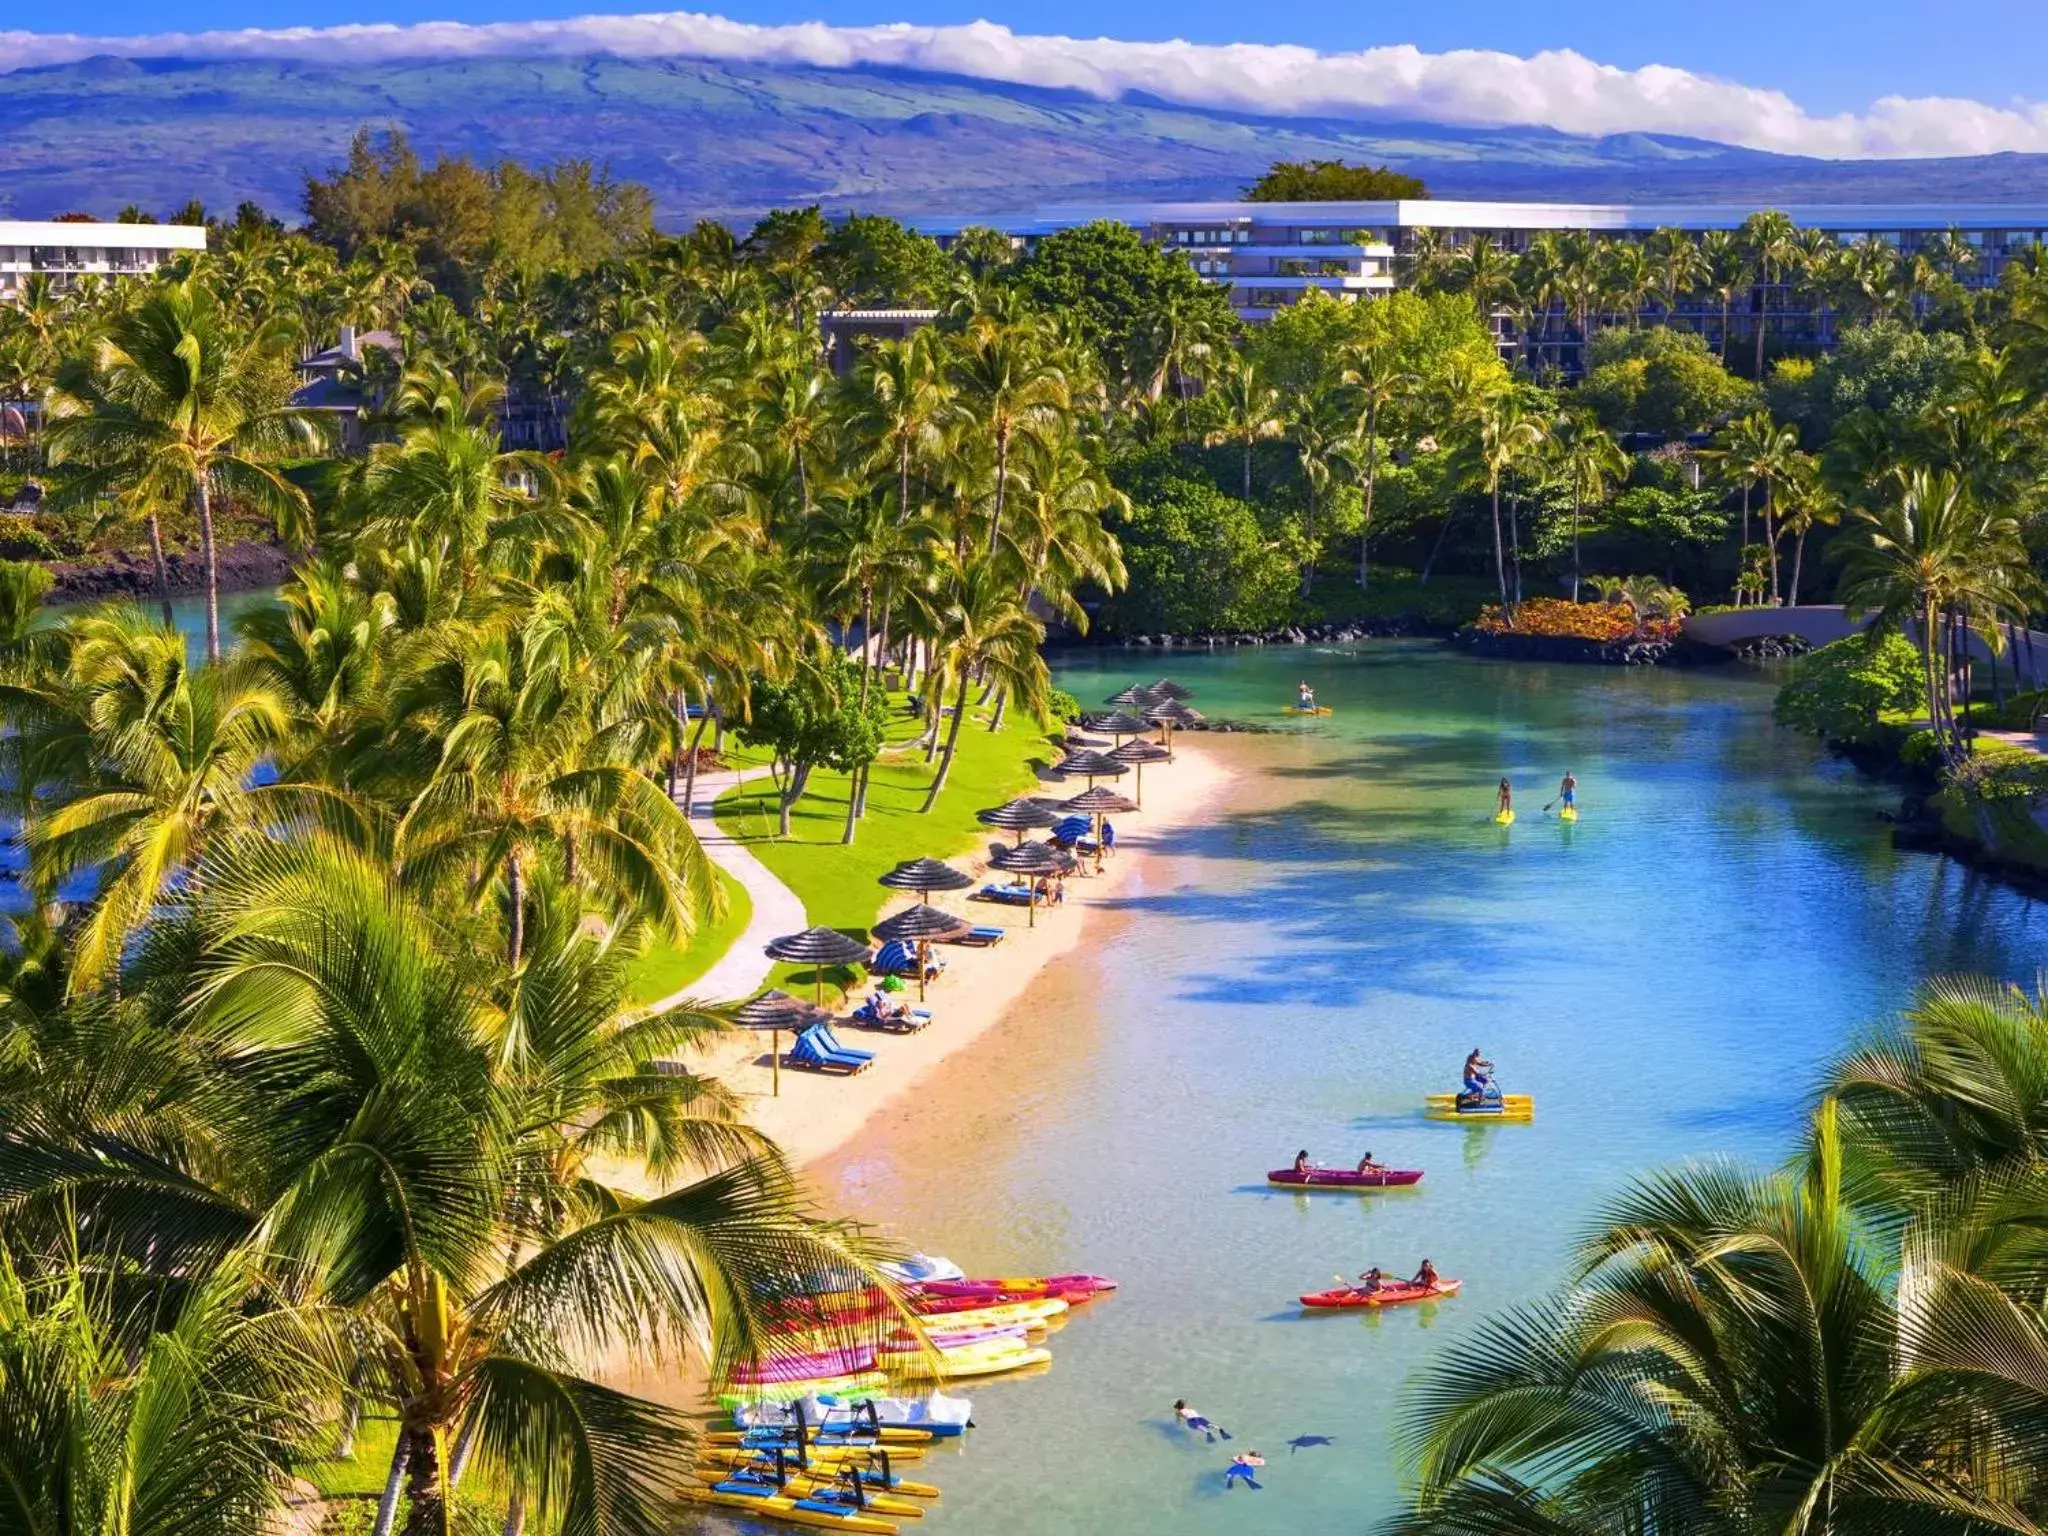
[1707,411,1801,605]
[1460,384,1548,611]
[1546,410,1628,601]
[1203,354,1283,502]
[42,280,320,663]
[1837,467,2032,765]
[1340,338,1417,588]
[359,419,544,595]
[1774,452,1840,606]
[393,598,711,966]
[919,556,1047,811]
[1597,239,1655,328]
[1646,226,1708,329]
[1446,237,1519,338]
[1286,378,1351,595]
[850,329,954,527]
[1699,229,1748,364]
[1393,1107,2048,1536]
[2,608,357,985]
[951,317,1066,555]
[1739,209,1802,379]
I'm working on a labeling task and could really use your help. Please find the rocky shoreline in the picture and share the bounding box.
[43,542,294,605]
[1452,629,1728,667]
[1085,617,1432,651]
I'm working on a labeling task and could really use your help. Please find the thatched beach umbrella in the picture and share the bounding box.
[1148,679,1195,701]
[977,796,1062,845]
[878,856,974,902]
[990,839,1068,927]
[1083,710,1152,739]
[1105,684,1163,710]
[1108,737,1170,806]
[873,901,972,998]
[765,926,873,1008]
[1144,699,1203,757]
[732,988,828,1097]
[1054,748,1128,785]
[1061,784,1139,871]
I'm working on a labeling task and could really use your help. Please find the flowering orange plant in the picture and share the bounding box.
[1471,598,1682,642]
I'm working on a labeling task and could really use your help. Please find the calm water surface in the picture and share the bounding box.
[776,642,2048,1536]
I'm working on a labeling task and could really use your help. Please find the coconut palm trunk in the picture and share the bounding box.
[922,669,972,812]
[195,476,222,662]
[145,507,175,628]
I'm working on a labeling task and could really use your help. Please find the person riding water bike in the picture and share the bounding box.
[1461,1048,1495,1106]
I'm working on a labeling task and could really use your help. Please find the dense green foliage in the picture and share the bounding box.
[1102,455,1299,634]
[1009,220,1238,388]
[1769,318,1968,441]
[1773,631,1926,742]
[1244,160,1428,201]
[1579,326,1759,437]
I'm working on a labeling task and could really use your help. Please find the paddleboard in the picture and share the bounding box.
[1494,809,1515,824]
[1558,805,1578,822]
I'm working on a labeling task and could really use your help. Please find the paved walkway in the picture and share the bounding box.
[648,764,805,1009]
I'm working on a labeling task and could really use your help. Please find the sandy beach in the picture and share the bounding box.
[681,738,1237,1169]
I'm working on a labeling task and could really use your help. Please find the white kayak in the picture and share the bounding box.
[879,1253,966,1286]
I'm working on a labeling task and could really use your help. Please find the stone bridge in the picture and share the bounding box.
[1683,605,2048,689]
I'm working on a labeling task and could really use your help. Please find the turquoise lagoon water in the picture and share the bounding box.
[774,641,2048,1536]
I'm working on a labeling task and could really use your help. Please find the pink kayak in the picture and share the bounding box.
[1268,1166,1424,1190]
[729,1345,875,1384]
[915,1273,1117,1302]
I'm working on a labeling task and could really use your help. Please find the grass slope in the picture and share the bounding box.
[713,693,1054,991]
[625,862,753,1006]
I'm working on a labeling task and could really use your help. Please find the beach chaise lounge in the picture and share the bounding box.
[871,938,944,979]
[973,882,1036,906]
[942,925,1007,947]
[783,1024,872,1075]
[851,994,932,1033]
[810,1023,875,1062]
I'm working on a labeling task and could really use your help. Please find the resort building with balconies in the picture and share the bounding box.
[0,221,208,298]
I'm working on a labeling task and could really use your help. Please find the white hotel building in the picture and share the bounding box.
[0,220,208,298]
[906,199,2048,324]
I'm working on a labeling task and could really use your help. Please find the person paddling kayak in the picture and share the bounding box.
[1297,681,1317,710]
[1292,1149,1312,1177]
[1412,1258,1441,1289]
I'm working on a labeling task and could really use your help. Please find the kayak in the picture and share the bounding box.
[1425,1092,1534,1122]
[702,1452,943,1498]
[709,1425,933,1447]
[703,1431,929,1463]
[895,1344,1052,1379]
[771,1320,1031,1357]
[735,1336,1036,1386]
[684,1483,899,1533]
[914,1273,1116,1302]
[720,1373,890,1408]
[1300,1279,1462,1309]
[1494,809,1516,824]
[878,1253,966,1286]
[1283,705,1333,716]
[768,1296,1066,1333]
[1268,1166,1424,1190]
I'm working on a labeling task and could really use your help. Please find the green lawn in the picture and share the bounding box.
[625,863,753,1005]
[713,693,1054,987]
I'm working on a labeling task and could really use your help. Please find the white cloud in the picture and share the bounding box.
[2,11,2045,160]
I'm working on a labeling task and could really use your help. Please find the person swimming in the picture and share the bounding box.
[1174,1400,1231,1443]
[1224,1452,1266,1489]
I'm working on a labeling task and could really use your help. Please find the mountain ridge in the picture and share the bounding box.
[5,52,2048,225]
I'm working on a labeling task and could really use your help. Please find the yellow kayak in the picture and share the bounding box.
[1425,1093,1534,1122]
[897,1343,1052,1379]
[683,1485,899,1533]
[1283,705,1333,716]
[1494,809,1515,825]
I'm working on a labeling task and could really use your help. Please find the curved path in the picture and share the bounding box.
[647,764,804,1010]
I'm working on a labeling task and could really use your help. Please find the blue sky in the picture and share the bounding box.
[41,0,2045,116]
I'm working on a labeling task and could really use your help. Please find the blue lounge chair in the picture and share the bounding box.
[946,925,1007,947]
[784,1026,870,1075]
[812,1024,874,1062]
[973,882,1035,905]
[872,939,942,978]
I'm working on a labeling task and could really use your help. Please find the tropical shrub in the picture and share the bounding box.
[1773,631,1924,743]
[1099,468,1299,635]
[1470,596,1681,642]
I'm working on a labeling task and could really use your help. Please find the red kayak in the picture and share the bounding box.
[1300,1279,1461,1309]
[1269,1166,1423,1190]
